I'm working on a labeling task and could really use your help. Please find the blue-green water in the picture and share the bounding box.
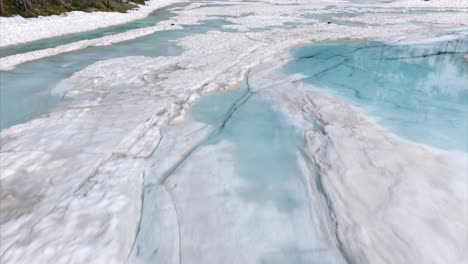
[184,87,339,263]
[0,17,234,129]
[285,39,468,152]
[133,86,336,263]
[0,4,185,58]
[190,87,304,211]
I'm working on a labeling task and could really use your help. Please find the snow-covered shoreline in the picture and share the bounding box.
[0,0,465,48]
[0,22,183,71]
[0,0,183,47]
[2,3,467,71]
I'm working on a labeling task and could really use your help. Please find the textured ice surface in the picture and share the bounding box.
[250,62,468,264]
[3,0,468,70]
[129,85,344,263]
[285,39,468,152]
[0,31,179,128]
[0,0,184,47]
[0,5,178,58]
[1,0,468,263]
[0,17,235,128]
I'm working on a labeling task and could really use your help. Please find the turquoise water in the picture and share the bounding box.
[179,87,336,262]
[133,86,337,263]
[0,4,185,58]
[285,39,468,152]
[190,87,303,211]
[0,18,234,129]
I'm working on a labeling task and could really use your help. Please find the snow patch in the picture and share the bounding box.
[0,0,184,47]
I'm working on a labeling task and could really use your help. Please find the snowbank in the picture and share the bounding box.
[0,0,183,47]
[0,22,182,71]
[385,0,468,8]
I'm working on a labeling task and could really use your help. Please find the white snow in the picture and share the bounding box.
[385,0,468,8]
[274,78,468,264]
[2,0,467,70]
[247,60,468,263]
[333,12,468,26]
[0,0,184,47]
[1,0,467,263]
[302,88,467,263]
[0,22,182,71]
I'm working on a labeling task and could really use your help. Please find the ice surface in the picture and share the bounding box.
[0,5,179,58]
[0,0,184,47]
[285,39,468,152]
[1,0,467,263]
[0,17,236,128]
[249,62,468,264]
[2,0,468,70]
[129,85,344,263]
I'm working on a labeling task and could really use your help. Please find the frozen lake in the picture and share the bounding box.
[1,1,467,263]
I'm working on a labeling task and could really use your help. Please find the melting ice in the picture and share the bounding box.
[285,38,468,152]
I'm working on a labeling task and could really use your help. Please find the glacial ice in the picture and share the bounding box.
[1,0,467,263]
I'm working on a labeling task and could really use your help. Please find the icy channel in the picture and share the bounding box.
[130,84,344,263]
[0,17,234,129]
[0,4,182,58]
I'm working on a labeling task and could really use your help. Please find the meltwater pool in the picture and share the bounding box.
[285,38,468,152]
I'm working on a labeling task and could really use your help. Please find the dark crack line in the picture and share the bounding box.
[320,54,348,61]
[147,71,255,264]
[299,59,349,83]
[297,52,322,60]
[74,116,164,199]
[125,170,147,262]
[72,155,113,197]
[220,90,252,129]
[351,39,403,53]
[164,185,182,264]
[300,96,352,264]
[299,140,351,264]
[383,51,466,60]
[314,59,349,78]
[145,132,164,158]
[125,133,164,263]
[306,143,353,264]
[341,63,365,73]
[158,71,254,185]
